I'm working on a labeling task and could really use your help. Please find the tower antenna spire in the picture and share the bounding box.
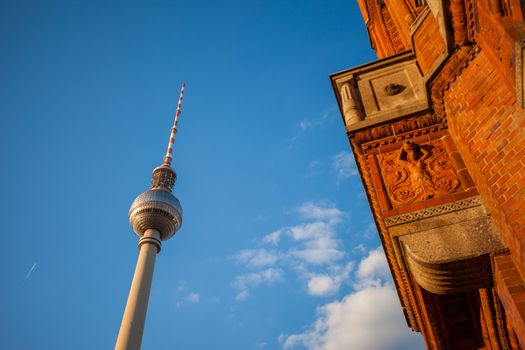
[163,82,186,166]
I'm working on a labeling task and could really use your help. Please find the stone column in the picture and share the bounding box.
[115,229,162,350]
[340,82,362,126]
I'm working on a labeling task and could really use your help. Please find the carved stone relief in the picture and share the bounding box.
[378,140,460,206]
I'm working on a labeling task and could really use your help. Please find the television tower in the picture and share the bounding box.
[115,83,186,350]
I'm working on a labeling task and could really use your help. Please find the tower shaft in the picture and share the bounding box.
[115,229,161,350]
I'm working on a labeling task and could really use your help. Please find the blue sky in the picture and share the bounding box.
[0,1,425,349]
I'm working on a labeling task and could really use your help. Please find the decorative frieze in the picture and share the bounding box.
[385,197,482,226]
[352,113,444,147]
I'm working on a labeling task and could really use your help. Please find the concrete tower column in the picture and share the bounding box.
[115,229,162,350]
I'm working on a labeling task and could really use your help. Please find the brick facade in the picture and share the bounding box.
[412,9,446,75]
[331,0,525,348]
[445,49,525,280]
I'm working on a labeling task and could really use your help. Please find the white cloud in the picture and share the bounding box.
[298,115,327,131]
[280,284,423,350]
[288,222,334,241]
[297,202,345,224]
[283,204,346,266]
[186,292,200,303]
[306,262,353,297]
[299,105,337,131]
[177,280,187,291]
[233,201,352,300]
[332,151,358,181]
[307,276,338,296]
[286,106,337,150]
[300,120,314,130]
[305,235,339,250]
[233,249,278,268]
[235,290,249,301]
[356,247,390,282]
[283,220,345,266]
[305,160,323,179]
[353,244,366,253]
[308,160,321,170]
[234,268,284,301]
[361,221,378,239]
[176,292,201,307]
[289,247,344,265]
[257,341,268,349]
[263,229,283,245]
[280,249,424,350]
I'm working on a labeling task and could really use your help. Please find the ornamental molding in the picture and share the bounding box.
[384,196,482,227]
[466,0,476,42]
[352,113,446,148]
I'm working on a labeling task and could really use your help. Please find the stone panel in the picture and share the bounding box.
[331,52,429,132]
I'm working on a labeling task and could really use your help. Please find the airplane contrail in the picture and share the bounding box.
[25,263,37,281]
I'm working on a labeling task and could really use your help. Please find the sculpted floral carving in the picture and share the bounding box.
[379,140,461,206]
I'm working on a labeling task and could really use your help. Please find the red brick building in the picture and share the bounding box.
[330,1,525,348]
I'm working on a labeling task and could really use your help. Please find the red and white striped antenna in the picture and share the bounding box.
[163,82,186,166]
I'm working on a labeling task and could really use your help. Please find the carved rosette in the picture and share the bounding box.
[378,140,461,206]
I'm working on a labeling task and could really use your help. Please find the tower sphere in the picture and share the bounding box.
[129,189,183,241]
